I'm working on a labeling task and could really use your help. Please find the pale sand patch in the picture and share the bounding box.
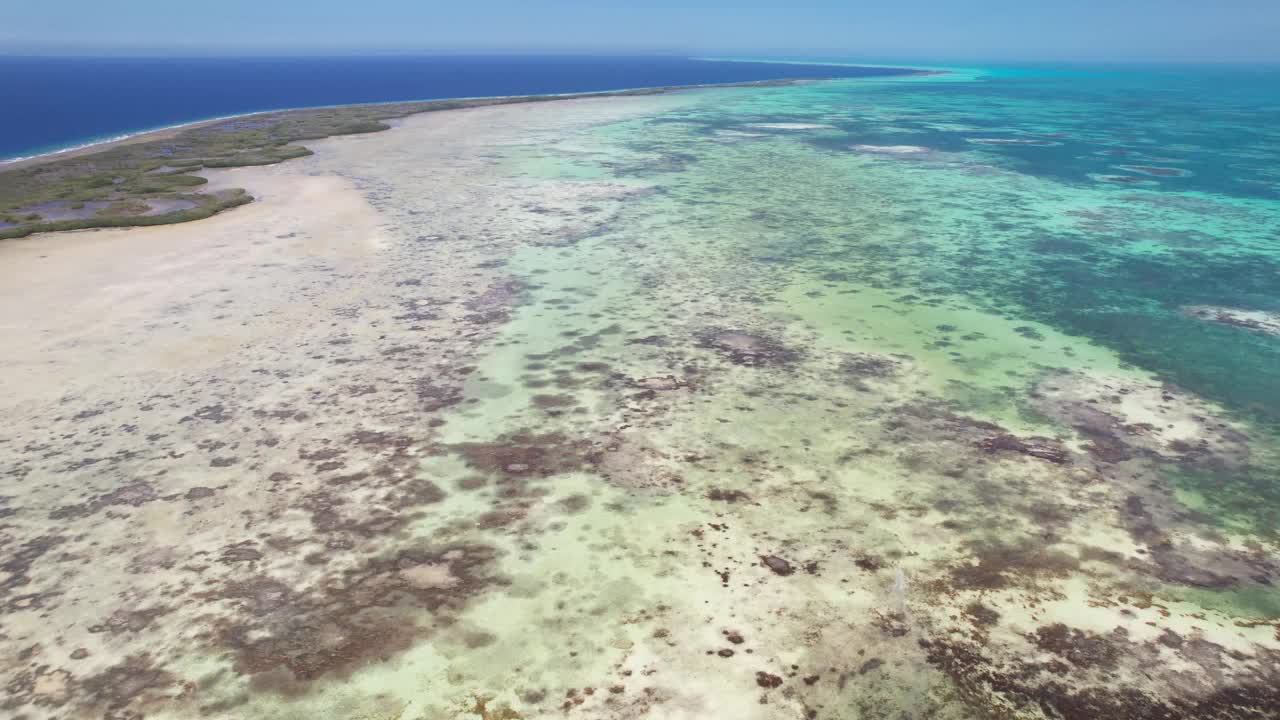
[399,563,459,589]
[1034,369,1249,462]
[1183,304,1280,337]
[965,137,1063,146]
[743,122,833,130]
[851,144,931,154]
[0,173,386,404]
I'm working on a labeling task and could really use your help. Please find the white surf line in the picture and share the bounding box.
[0,73,858,166]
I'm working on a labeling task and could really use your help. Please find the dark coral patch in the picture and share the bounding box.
[49,482,158,520]
[977,434,1070,465]
[185,486,216,500]
[299,490,409,538]
[219,542,264,564]
[854,555,884,572]
[626,375,687,392]
[923,633,1280,720]
[760,555,794,576]
[453,432,597,479]
[1,535,65,596]
[476,507,529,529]
[707,488,751,503]
[1031,623,1122,669]
[1116,165,1192,178]
[89,606,173,635]
[207,543,505,688]
[531,394,577,410]
[839,352,901,378]
[963,601,1001,627]
[415,380,464,413]
[559,494,591,514]
[348,430,416,452]
[386,478,447,509]
[186,404,231,423]
[949,539,1080,590]
[887,402,1003,437]
[77,653,180,719]
[460,278,529,326]
[755,671,784,688]
[1121,495,1239,588]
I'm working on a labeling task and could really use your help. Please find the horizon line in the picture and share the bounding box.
[1,52,1278,66]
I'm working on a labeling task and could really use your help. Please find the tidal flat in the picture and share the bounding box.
[2,67,1280,720]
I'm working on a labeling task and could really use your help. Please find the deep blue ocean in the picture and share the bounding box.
[0,55,910,160]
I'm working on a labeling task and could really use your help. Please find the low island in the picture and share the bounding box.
[0,80,813,239]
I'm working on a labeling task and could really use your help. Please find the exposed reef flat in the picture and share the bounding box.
[2,73,1280,720]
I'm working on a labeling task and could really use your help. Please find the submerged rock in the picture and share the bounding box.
[755,671,784,688]
[977,433,1070,464]
[760,555,794,576]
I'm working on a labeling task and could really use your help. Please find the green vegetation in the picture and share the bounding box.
[0,191,252,239]
[200,145,313,168]
[0,82,797,240]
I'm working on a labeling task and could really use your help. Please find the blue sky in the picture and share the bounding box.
[4,1,1279,61]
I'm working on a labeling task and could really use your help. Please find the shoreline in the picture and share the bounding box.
[0,71,931,240]
[0,68,928,171]
[0,114,259,169]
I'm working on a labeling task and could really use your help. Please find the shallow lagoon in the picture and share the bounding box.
[2,66,1279,719]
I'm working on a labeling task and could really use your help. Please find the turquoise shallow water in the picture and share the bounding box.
[702,62,1280,397]
[628,63,1280,533]
[449,65,1280,715]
